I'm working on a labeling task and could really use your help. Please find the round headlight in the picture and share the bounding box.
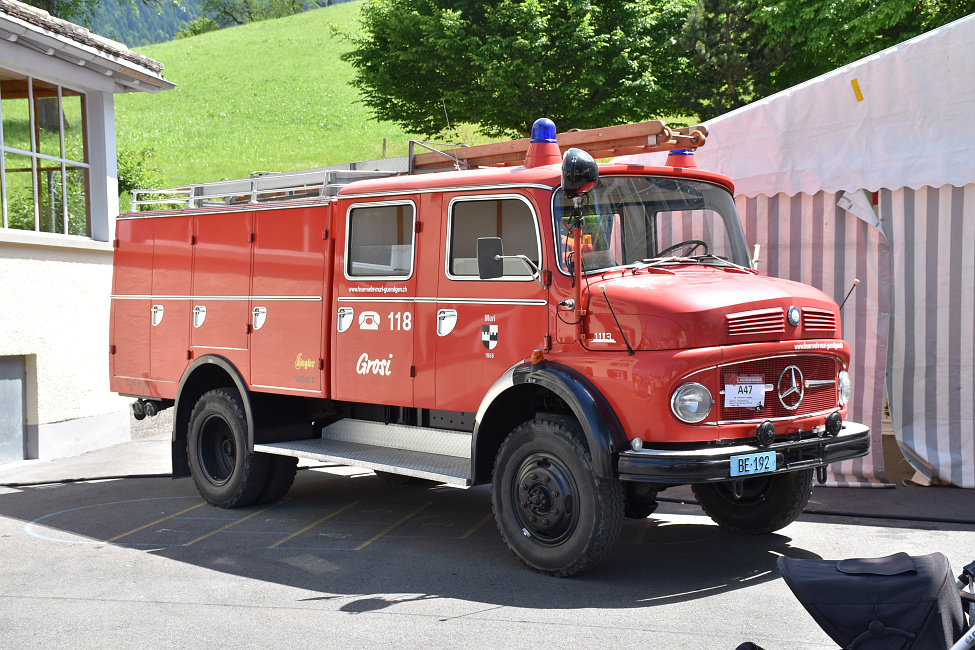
[671,382,714,424]
[838,370,852,406]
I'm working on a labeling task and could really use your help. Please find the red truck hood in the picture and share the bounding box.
[582,266,842,351]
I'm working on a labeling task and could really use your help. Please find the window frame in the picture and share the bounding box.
[343,199,418,281]
[0,71,91,237]
[444,193,543,282]
[550,175,749,276]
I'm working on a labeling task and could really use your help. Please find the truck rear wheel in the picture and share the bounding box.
[187,388,269,508]
[692,469,814,534]
[256,455,298,504]
[491,417,624,577]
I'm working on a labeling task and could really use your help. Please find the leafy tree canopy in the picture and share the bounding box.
[747,0,975,90]
[673,0,788,119]
[32,0,178,29]
[199,0,335,28]
[340,0,975,134]
[337,0,694,138]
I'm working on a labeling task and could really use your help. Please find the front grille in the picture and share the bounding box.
[720,355,838,421]
[801,307,837,333]
[726,308,785,336]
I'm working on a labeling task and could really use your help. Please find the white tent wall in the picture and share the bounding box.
[737,192,891,487]
[617,14,975,488]
[887,184,975,488]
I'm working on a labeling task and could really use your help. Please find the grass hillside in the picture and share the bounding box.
[115,1,425,189]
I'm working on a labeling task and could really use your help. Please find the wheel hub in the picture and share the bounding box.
[526,486,552,514]
[199,414,236,486]
[512,454,578,545]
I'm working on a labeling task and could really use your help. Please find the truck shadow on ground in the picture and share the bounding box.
[1,467,826,611]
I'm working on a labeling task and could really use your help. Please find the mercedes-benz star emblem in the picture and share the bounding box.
[788,305,801,327]
[777,365,805,410]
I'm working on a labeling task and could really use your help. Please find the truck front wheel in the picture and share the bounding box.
[692,469,814,534]
[491,417,624,577]
[187,388,269,508]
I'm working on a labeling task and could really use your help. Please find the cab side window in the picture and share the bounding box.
[347,203,415,278]
[448,197,540,278]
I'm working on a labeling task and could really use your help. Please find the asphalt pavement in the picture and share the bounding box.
[1,433,973,649]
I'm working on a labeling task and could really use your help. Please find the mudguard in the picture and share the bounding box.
[172,355,255,476]
[474,360,628,479]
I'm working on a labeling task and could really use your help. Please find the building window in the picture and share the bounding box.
[0,69,91,237]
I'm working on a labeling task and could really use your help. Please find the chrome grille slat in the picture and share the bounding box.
[720,356,838,421]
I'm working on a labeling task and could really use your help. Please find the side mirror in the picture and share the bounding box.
[477,237,504,279]
[561,148,599,198]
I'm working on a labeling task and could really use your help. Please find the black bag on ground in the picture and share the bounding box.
[777,552,965,649]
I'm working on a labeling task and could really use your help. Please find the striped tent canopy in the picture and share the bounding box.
[618,14,975,488]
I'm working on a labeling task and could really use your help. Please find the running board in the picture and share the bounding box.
[254,419,473,486]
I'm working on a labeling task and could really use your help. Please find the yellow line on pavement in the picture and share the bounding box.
[269,500,361,548]
[356,502,432,550]
[105,501,206,543]
[461,513,494,538]
[186,499,288,546]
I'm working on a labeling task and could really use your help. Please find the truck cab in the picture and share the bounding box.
[110,118,868,576]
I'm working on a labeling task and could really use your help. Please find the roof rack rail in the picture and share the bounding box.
[127,120,706,212]
[129,168,399,212]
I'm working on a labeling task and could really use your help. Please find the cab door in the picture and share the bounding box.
[434,193,549,413]
[332,199,417,407]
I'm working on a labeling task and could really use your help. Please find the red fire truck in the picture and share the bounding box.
[110,118,869,576]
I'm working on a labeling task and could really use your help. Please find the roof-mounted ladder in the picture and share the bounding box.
[409,120,707,173]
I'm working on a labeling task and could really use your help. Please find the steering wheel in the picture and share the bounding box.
[656,239,708,258]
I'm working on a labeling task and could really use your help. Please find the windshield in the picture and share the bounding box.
[553,176,751,273]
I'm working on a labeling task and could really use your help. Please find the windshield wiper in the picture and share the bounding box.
[688,254,756,272]
[638,254,756,272]
[639,256,699,267]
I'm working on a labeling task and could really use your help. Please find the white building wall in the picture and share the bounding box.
[0,27,147,461]
[0,232,130,459]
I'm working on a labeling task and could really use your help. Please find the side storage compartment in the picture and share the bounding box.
[190,211,253,376]
[110,217,153,394]
[249,206,328,397]
[150,215,193,391]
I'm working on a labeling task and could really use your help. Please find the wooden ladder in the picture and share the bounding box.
[410,121,707,172]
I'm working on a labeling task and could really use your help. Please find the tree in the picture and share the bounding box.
[668,0,975,121]
[337,0,694,138]
[747,0,975,90]
[197,0,336,27]
[32,0,178,30]
[674,0,788,120]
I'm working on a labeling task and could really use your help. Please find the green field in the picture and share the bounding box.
[116,1,437,189]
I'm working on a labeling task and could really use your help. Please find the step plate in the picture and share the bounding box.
[254,438,472,486]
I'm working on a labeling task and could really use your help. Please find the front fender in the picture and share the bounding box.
[474,360,628,480]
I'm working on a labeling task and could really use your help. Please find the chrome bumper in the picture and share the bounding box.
[617,422,870,483]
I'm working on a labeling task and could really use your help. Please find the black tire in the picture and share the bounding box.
[187,388,268,508]
[491,417,624,577]
[692,469,814,534]
[256,455,298,504]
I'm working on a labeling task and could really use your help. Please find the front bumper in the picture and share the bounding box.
[617,421,870,483]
